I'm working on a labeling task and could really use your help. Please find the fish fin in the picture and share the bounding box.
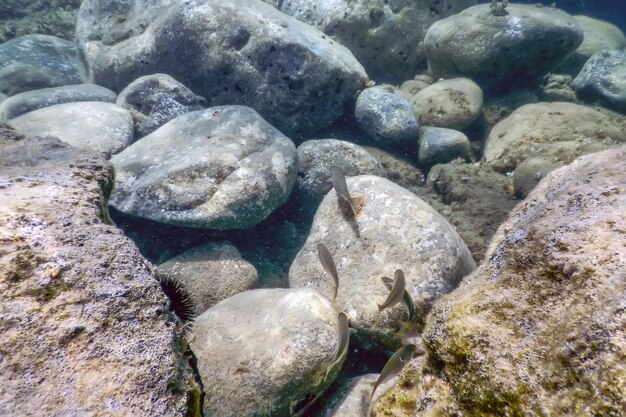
[377,303,383,312]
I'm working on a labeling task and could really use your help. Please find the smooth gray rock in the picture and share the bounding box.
[0,92,6,103]
[190,288,341,417]
[425,4,583,91]
[289,175,476,348]
[573,49,626,112]
[116,73,203,137]
[418,126,470,166]
[355,86,419,149]
[0,34,82,96]
[296,139,385,211]
[410,78,483,130]
[9,101,134,158]
[264,0,478,82]
[0,84,116,121]
[320,374,378,417]
[110,106,297,230]
[157,241,258,316]
[75,0,368,134]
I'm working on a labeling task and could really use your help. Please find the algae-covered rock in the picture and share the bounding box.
[421,146,626,416]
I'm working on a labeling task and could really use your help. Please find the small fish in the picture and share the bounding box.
[323,312,350,381]
[381,274,415,323]
[377,269,406,312]
[331,166,357,216]
[370,344,419,400]
[317,243,339,302]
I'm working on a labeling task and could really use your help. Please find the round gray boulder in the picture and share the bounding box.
[410,77,483,130]
[9,101,133,158]
[109,106,297,230]
[0,34,82,96]
[75,0,368,134]
[289,175,476,348]
[116,73,203,138]
[425,4,583,91]
[157,241,258,316]
[355,85,419,149]
[418,126,471,167]
[190,288,341,417]
[0,84,116,121]
[573,49,626,112]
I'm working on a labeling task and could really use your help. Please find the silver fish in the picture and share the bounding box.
[324,312,350,380]
[331,166,357,216]
[317,243,339,302]
[377,269,406,312]
[370,344,418,399]
[381,274,415,323]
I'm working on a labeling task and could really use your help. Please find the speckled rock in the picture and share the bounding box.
[559,15,626,75]
[110,106,297,230]
[410,78,483,130]
[264,0,478,82]
[537,73,577,102]
[573,49,626,112]
[295,139,385,211]
[75,0,368,134]
[418,126,470,167]
[0,0,80,44]
[399,75,433,100]
[289,175,475,348]
[0,128,194,417]
[190,288,341,417]
[0,84,116,121]
[116,73,203,138]
[511,156,564,199]
[355,85,419,149]
[484,102,626,174]
[421,146,626,416]
[157,241,258,316]
[9,101,134,158]
[425,4,583,91]
[0,34,82,96]
[320,374,378,417]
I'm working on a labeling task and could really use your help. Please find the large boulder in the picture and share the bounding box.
[0,127,195,416]
[0,0,81,44]
[418,146,626,415]
[9,101,134,158]
[110,106,297,230]
[573,49,626,113]
[190,288,341,417]
[264,0,478,82]
[0,34,82,96]
[425,4,583,91]
[289,175,475,347]
[484,102,626,174]
[75,0,368,134]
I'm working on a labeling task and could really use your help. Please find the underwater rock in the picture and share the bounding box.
[355,86,419,150]
[418,126,470,167]
[289,175,475,348]
[0,84,116,121]
[264,0,478,82]
[295,139,385,213]
[511,156,564,199]
[409,78,483,131]
[0,0,80,44]
[319,374,378,417]
[75,0,367,134]
[109,106,297,230]
[190,288,340,417]
[157,241,258,317]
[558,15,626,75]
[421,146,626,416]
[0,128,194,417]
[9,101,134,158]
[573,49,626,112]
[483,102,626,174]
[116,73,203,138]
[425,4,583,91]
[0,92,7,103]
[399,74,434,101]
[0,34,82,96]
[537,73,577,102]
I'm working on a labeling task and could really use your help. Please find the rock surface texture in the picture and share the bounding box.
[573,49,626,112]
[0,0,81,44]
[110,106,297,230]
[190,288,340,417]
[75,0,368,133]
[0,126,194,417]
[289,175,475,347]
[419,146,626,416]
[425,4,583,91]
